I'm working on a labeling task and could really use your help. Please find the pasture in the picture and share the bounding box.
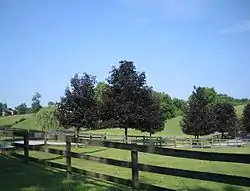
[0,104,246,138]
[15,143,250,191]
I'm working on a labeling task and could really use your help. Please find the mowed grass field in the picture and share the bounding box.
[0,155,128,191]
[0,104,246,137]
[1,104,249,191]
[15,144,250,191]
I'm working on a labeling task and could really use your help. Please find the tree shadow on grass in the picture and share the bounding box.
[0,154,128,191]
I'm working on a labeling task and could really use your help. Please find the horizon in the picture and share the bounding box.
[0,0,250,107]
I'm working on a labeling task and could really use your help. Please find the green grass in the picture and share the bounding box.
[0,114,34,127]
[12,115,39,130]
[19,145,250,191]
[0,154,129,191]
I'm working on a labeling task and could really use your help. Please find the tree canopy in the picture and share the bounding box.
[31,92,42,113]
[56,73,98,133]
[213,102,238,138]
[36,106,60,131]
[99,60,166,140]
[181,86,216,138]
[15,103,28,115]
[242,103,250,133]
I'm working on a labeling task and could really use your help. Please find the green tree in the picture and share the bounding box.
[94,81,110,104]
[36,106,60,144]
[242,103,250,133]
[181,86,216,139]
[48,101,55,106]
[213,102,238,138]
[153,91,175,119]
[31,92,42,113]
[172,98,187,116]
[57,73,98,141]
[36,106,60,131]
[100,60,165,141]
[15,103,28,115]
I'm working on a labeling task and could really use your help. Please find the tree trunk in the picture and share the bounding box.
[124,127,128,143]
[221,132,224,139]
[150,132,152,139]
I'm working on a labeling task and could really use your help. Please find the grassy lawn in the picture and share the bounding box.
[12,115,38,130]
[0,154,130,191]
[17,145,250,191]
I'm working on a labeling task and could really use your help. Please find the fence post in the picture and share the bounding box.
[174,136,176,148]
[44,131,47,146]
[131,149,139,190]
[24,131,29,163]
[66,136,72,179]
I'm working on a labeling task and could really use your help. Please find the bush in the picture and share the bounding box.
[14,118,26,124]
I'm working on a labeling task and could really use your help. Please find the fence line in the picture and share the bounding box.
[1,129,250,191]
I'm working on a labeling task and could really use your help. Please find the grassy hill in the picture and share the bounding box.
[0,114,34,127]
[0,104,246,137]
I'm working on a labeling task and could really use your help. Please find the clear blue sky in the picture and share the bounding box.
[0,0,250,107]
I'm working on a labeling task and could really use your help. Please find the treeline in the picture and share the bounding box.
[49,60,249,140]
[0,92,50,116]
[181,86,250,139]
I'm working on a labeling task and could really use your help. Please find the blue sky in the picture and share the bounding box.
[0,0,250,107]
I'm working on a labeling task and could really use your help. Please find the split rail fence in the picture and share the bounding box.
[0,129,250,191]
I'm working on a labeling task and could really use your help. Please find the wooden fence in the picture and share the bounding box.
[1,129,250,191]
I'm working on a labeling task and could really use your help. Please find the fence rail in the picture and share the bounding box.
[1,129,250,191]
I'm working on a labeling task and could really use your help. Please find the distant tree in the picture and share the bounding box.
[172,98,187,116]
[15,103,28,115]
[100,60,165,141]
[94,81,110,104]
[0,102,3,115]
[181,86,216,139]
[31,92,42,113]
[57,73,98,142]
[242,103,250,133]
[213,102,238,138]
[2,103,7,111]
[48,101,55,106]
[153,91,175,119]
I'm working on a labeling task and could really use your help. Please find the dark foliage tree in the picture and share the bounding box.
[213,102,238,138]
[138,91,166,137]
[181,86,217,139]
[15,103,28,115]
[31,92,42,113]
[100,60,165,141]
[0,102,3,115]
[57,73,98,140]
[242,103,250,133]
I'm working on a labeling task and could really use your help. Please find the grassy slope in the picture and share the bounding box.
[12,115,38,130]
[21,145,250,191]
[0,114,34,127]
